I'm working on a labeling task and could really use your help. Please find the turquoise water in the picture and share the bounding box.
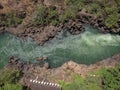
[0,26,120,68]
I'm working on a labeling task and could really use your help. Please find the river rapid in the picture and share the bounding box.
[0,26,120,68]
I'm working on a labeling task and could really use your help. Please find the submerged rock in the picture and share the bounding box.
[43,62,49,69]
[36,56,48,61]
[0,27,5,34]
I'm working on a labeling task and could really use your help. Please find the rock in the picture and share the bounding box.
[36,57,43,61]
[61,61,77,70]
[36,56,48,61]
[7,56,26,71]
[43,56,48,60]
[64,19,85,35]
[43,62,49,69]
[9,56,18,63]
[0,3,3,9]
[0,27,5,34]
[4,53,120,86]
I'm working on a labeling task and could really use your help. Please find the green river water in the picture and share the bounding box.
[0,26,120,68]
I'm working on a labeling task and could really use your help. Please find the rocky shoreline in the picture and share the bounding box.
[0,5,120,83]
[0,1,120,89]
[0,9,120,46]
[0,0,120,46]
[4,53,120,86]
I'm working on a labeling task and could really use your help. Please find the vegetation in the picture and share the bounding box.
[65,0,85,10]
[0,11,25,27]
[59,8,76,23]
[0,0,119,29]
[0,64,119,90]
[31,6,59,26]
[0,0,120,89]
[30,0,120,28]
[60,64,120,90]
[59,74,102,90]
[68,0,120,28]
[102,65,120,90]
[104,6,119,28]
[0,84,23,90]
[0,68,26,90]
[84,3,103,16]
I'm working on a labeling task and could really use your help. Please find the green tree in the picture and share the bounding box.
[102,65,120,90]
[31,6,47,26]
[0,84,23,90]
[0,12,24,27]
[105,13,119,28]
[31,6,59,26]
[0,69,22,85]
[0,69,27,90]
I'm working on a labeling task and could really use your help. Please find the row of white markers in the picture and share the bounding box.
[30,79,60,88]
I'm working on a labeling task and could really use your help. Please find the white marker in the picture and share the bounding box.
[41,81,44,84]
[30,79,33,82]
[35,80,38,83]
[44,82,46,85]
[49,83,52,86]
[46,82,49,85]
[52,83,54,86]
[33,80,35,83]
[54,84,57,87]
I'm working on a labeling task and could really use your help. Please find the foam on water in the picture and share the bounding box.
[0,26,120,68]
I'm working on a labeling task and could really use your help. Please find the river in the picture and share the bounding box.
[0,26,120,68]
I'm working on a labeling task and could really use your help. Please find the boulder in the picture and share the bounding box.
[36,57,43,61]
[0,3,3,9]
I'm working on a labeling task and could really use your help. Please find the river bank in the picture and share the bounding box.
[0,0,120,45]
[4,53,120,85]
[0,1,120,83]
[0,0,120,90]
[0,27,120,68]
[0,9,120,46]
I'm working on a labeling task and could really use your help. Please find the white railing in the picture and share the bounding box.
[29,79,61,88]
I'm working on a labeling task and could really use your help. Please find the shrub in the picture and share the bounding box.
[104,6,119,28]
[59,75,86,90]
[0,69,26,90]
[59,74,102,90]
[102,64,120,90]
[31,6,59,26]
[59,64,120,90]
[31,6,47,26]
[105,5,118,15]
[105,13,119,28]
[0,69,23,86]
[65,0,85,8]
[0,84,23,90]
[47,7,59,25]
[59,7,77,23]
[85,3,103,16]
[0,12,24,27]
[62,0,85,22]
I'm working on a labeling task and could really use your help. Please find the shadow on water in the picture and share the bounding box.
[0,26,120,68]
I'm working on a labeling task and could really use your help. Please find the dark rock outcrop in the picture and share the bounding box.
[63,19,85,35]
[0,3,3,9]
[0,27,5,34]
